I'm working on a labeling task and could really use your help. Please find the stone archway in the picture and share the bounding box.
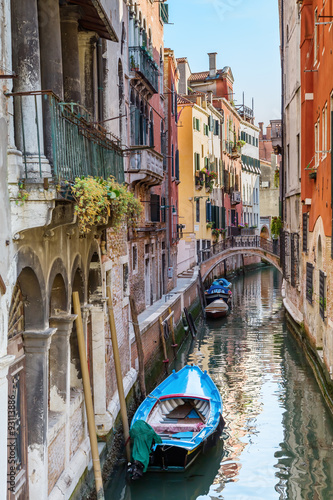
[7,281,29,500]
[260,225,269,240]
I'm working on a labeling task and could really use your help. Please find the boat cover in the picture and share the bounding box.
[130,420,162,471]
[206,284,230,294]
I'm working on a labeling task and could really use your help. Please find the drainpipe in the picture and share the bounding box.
[280,0,285,223]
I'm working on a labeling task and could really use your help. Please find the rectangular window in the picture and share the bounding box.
[302,213,308,252]
[297,133,300,180]
[175,149,179,180]
[161,197,166,223]
[196,199,200,223]
[206,201,212,222]
[315,121,319,166]
[150,194,160,222]
[123,263,129,296]
[291,233,299,288]
[319,270,326,320]
[306,262,314,304]
[132,245,137,272]
[314,8,318,64]
[196,118,200,131]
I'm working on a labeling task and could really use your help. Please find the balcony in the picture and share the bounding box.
[128,147,164,187]
[9,90,124,184]
[129,46,159,95]
[231,190,241,204]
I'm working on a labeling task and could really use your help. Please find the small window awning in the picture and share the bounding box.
[68,0,118,42]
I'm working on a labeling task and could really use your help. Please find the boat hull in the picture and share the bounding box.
[148,415,225,471]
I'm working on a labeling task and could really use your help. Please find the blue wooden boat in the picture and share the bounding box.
[130,365,224,472]
[205,283,232,306]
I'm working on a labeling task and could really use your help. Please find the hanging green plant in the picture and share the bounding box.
[271,216,283,238]
[274,169,279,188]
[71,176,142,233]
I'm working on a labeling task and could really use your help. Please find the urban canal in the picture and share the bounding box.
[105,266,333,500]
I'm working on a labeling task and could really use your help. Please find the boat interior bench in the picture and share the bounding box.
[148,397,210,435]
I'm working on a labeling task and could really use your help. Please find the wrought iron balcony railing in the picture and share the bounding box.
[129,46,159,94]
[8,90,124,184]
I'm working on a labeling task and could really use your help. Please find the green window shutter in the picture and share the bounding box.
[221,207,225,228]
[196,118,200,131]
[193,117,196,129]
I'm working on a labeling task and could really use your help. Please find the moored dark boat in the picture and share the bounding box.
[205,298,229,319]
[205,283,232,306]
[129,365,224,473]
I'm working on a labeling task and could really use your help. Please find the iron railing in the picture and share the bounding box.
[8,90,124,183]
[212,236,280,257]
[129,46,159,93]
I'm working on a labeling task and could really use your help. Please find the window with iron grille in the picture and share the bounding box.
[291,233,299,287]
[302,213,308,253]
[282,231,291,280]
[306,262,314,304]
[319,270,326,320]
[161,197,166,223]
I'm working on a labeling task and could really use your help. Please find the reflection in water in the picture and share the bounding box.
[105,267,333,500]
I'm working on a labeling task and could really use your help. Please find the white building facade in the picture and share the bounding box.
[240,122,260,229]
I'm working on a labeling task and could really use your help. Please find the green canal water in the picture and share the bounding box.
[105,267,333,500]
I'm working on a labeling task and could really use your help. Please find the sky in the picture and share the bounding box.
[164,0,281,129]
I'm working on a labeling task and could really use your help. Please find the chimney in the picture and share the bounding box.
[207,90,213,103]
[208,52,217,78]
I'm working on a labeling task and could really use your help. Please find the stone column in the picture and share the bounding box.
[0,355,15,500]
[90,304,112,435]
[60,6,82,104]
[11,0,50,177]
[23,329,55,499]
[49,315,76,467]
[37,0,64,163]
[78,31,98,118]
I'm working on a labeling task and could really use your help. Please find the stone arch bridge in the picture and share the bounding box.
[200,236,282,282]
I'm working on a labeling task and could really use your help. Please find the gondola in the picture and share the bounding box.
[129,365,224,474]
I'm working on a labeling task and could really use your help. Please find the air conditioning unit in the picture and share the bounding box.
[231,191,241,204]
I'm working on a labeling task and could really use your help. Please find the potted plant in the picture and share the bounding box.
[206,222,214,229]
[212,228,220,240]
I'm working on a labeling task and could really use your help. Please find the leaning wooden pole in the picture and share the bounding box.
[129,296,146,398]
[106,286,131,462]
[159,316,169,373]
[72,292,105,500]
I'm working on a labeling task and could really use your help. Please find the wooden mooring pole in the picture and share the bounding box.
[129,296,146,398]
[72,292,105,500]
[106,287,131,462]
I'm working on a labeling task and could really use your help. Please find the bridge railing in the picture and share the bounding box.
[212,236,280,256]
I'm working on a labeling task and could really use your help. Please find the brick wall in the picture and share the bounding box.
[48,425,66,494]
[70,404,84,459]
